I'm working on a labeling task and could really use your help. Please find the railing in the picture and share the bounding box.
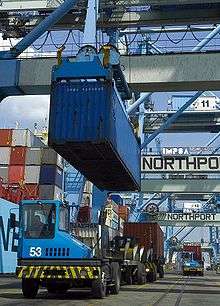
[1,27,220,58]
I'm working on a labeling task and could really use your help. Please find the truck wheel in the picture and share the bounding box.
[110,262,120,295]
[92,271,107,299]
[47,285,68,294]
[147,272,154,283]
[22,279,39,298]
[125,271,133,285]
[137,263,146,285]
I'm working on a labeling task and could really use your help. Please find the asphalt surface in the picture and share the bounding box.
[0,272,220,306]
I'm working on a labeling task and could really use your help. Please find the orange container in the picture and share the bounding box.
[0,129,12,146]
[10,147,27,165]
[118,205,129,221]
[8,165,25,184]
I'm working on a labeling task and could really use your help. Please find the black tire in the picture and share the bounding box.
[110,262,120,294]
[92,272,107,299]
[47,285,68,294]
[137,263,146,285]
[147,271,155,283]
[22,279,39,299]
[125,270,133,285]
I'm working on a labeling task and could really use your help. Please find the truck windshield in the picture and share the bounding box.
[59,205,69,232]
[23,204,56,239]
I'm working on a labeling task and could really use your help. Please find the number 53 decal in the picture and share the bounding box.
[29,247,42,257]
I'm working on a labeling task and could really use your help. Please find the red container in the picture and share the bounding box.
[10,147,27,165]
[77,206,91,223]
[23,184,39,199]
[0,177,4,197]
[0,129,12,146]
[8,165,25,184]
[118,205,129,221]
[123,222,164,258]
[183,244,202,261]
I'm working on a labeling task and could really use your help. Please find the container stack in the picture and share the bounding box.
[0,129,64,203]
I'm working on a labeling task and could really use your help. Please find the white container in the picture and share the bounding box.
[12,129,45,147]
[26,148,42,165]
[0,147,10,165]
[0,166,8,183]
[39,185,63,200]
[25,166,40,183]
[41,148,64,169]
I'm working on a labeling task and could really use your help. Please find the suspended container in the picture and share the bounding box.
[49,79,140,191]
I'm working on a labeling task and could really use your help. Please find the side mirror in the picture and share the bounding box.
[9,213,16,228]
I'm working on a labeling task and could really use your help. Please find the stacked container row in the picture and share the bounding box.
[0,129,64,202]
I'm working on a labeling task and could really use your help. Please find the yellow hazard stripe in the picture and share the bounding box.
[16,266,101,280]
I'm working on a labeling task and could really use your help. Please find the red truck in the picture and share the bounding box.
[182,243,204,276]
[123,222,165,282]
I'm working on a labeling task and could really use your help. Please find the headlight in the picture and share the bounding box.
[145,268,150,272]
[80,270,88,277]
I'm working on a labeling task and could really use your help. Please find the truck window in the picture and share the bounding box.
[59,206,69,232]
[23,204,56,239]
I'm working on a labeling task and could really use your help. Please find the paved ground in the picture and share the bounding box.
[0,272,220,306]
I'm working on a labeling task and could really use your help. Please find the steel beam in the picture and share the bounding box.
[179,228,195,242]
[2,52,220,98]
[192,25,220,52]
[0,0,80,59]
[141,91,203,149]
[127,92,152,115]
[83,0,98,46]
[141,179,220,193]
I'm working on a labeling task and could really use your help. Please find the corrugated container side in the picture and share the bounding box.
[0,166,8,183]
[8,165,25,184]
[49,81,140,191]
[123,222,164,258]
[39,165,63,188]
[26,148,42,165]
[41,147,63,169]
[39,185,63,200]
[0,129,12,146]
[0,147,11,165]
[10,147,26,165]
[118,205,129,221]
[77,206,91,223]
[25,166,41,184]
[0,198,18,273]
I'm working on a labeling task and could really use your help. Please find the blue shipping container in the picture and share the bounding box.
[92,186,108,222]
[39,165,63,188]
[49,81,141,191]
[0,198,19,273]
[110,194,123,205]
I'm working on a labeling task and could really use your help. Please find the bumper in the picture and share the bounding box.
[183,268,203,272]
[16,265,101,280]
